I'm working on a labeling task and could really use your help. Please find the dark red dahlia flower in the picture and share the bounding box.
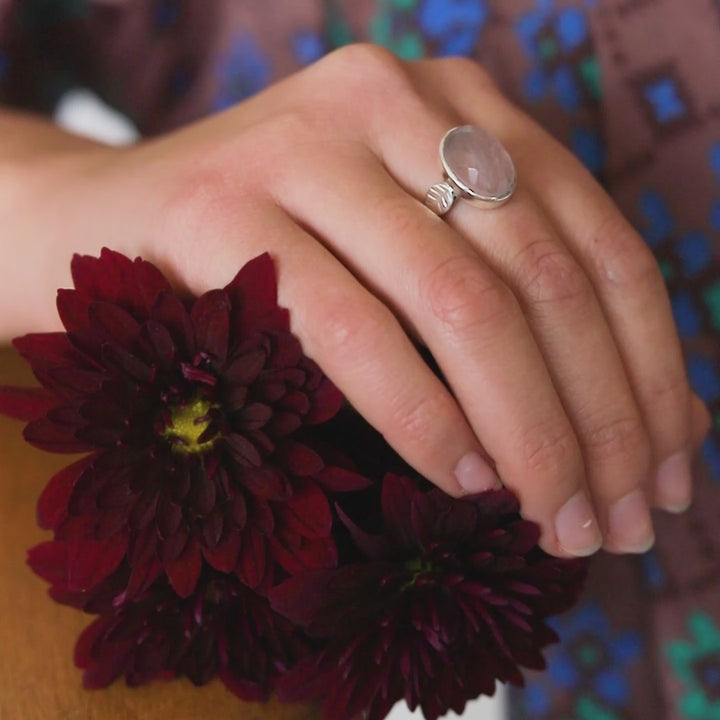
[27,549,308,699]
[271,474,587,720]
[0,249,360,598]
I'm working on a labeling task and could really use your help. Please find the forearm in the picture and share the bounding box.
[0,109,125,341]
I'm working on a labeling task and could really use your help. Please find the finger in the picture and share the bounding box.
[410,58,698,518]
[175,195,498,497]
[268,128,601,557]
[446,186,655,553]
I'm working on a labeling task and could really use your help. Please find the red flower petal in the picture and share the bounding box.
[67,533,128,592]
[27,541,70,584]
[275,480,332,540]
[37,456,96,530]
[192,289,230,363]
[316,467,372,493]
[89,302,141,349]
[237,526,266,589]
[224,349,266,386]
[23,417,97,453]
[0,385,56,422]
[165,538,202,597]
[71,248,171,317]
[203,531,242,573]
[305,378,343,424]
[277,441,323,476]
[151,291,195,357]
[225,253,284,335]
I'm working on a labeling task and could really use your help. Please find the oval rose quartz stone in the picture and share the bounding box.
[440,126,515,202]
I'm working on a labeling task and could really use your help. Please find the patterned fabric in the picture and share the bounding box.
[1,1,720,719]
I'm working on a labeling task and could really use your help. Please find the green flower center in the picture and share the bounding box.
[402,557,435,589]
[164,397,218,454]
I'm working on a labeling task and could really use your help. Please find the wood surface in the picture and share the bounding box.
[0,346,318,720]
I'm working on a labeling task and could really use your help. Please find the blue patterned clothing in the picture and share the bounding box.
[1,2,720,719]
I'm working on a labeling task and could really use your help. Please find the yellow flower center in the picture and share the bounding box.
[164,397,218,454]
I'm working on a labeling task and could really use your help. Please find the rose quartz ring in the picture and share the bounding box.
[425,125,516,216]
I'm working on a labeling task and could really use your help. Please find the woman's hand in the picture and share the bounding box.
[5,45,710,557]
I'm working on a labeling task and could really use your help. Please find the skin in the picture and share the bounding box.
[0,46,711,557]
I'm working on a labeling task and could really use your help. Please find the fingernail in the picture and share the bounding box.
[607,489,655,553]
[555,491,602,557]
[454,451,503,493]
[655,451,693,513]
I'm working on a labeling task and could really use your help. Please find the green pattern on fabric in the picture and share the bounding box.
[580,56,602,101]
[703,282,720,331]
[369,0,424,59]
[667,612,720,720]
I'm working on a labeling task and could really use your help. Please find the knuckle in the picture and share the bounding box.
[584,414,651,467]
[308,291,393,360]
[422,256,515,336]
[520,423,581,480]
[321,43,412,100]
[515,239,593,310]
[591,216,663,293]
[390,390,457,452]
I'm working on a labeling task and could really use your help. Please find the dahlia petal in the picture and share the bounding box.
[190,473,216,517]
[156,497,183,539]
[276,480,332,539]
[13,332,87,370]
[382,475,420,551]
[225,253,284,335]
[238,402,272,430]
[68,534,128,592]
[270,533,338,575]
[165,538,202,597]
[141,319,176,368]
[74,616,106,670]
[268,410,302,436]
[89,302,141,348]
[82,641,134,690]
[37,456,95,529]
[95,507,129,539]
[192,289,230,363]
[203,531,242,573]
[129,486,159,529]
[24,417,96,453]
[224,348,266,386]
[232,493,247,527]
[125,556,162,599]
[281,390,311,416]
[305,377,343,424]
[242,467,288,502]
[237,526,266,589]
[0,385,57,422]
[336,505,388,560]
[71,249,146,312]
[201,511,224,548]
[101,343,154,384]
[225,433,262,467]
[224,384,248,412]
[97,480,134,510]
[271,333,303,368]
[57,289,94,343]
[27,541,70,584]
[317,467,372,493]
[48,366,104,395]
[152,291,196,357]
[159,523,190,563]
[277,441,323,476]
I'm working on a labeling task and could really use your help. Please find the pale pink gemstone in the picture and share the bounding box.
[441,126,515,201]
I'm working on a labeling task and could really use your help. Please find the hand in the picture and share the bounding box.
[16,44,710,557]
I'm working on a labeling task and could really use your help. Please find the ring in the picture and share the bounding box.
[425,125,516,216]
